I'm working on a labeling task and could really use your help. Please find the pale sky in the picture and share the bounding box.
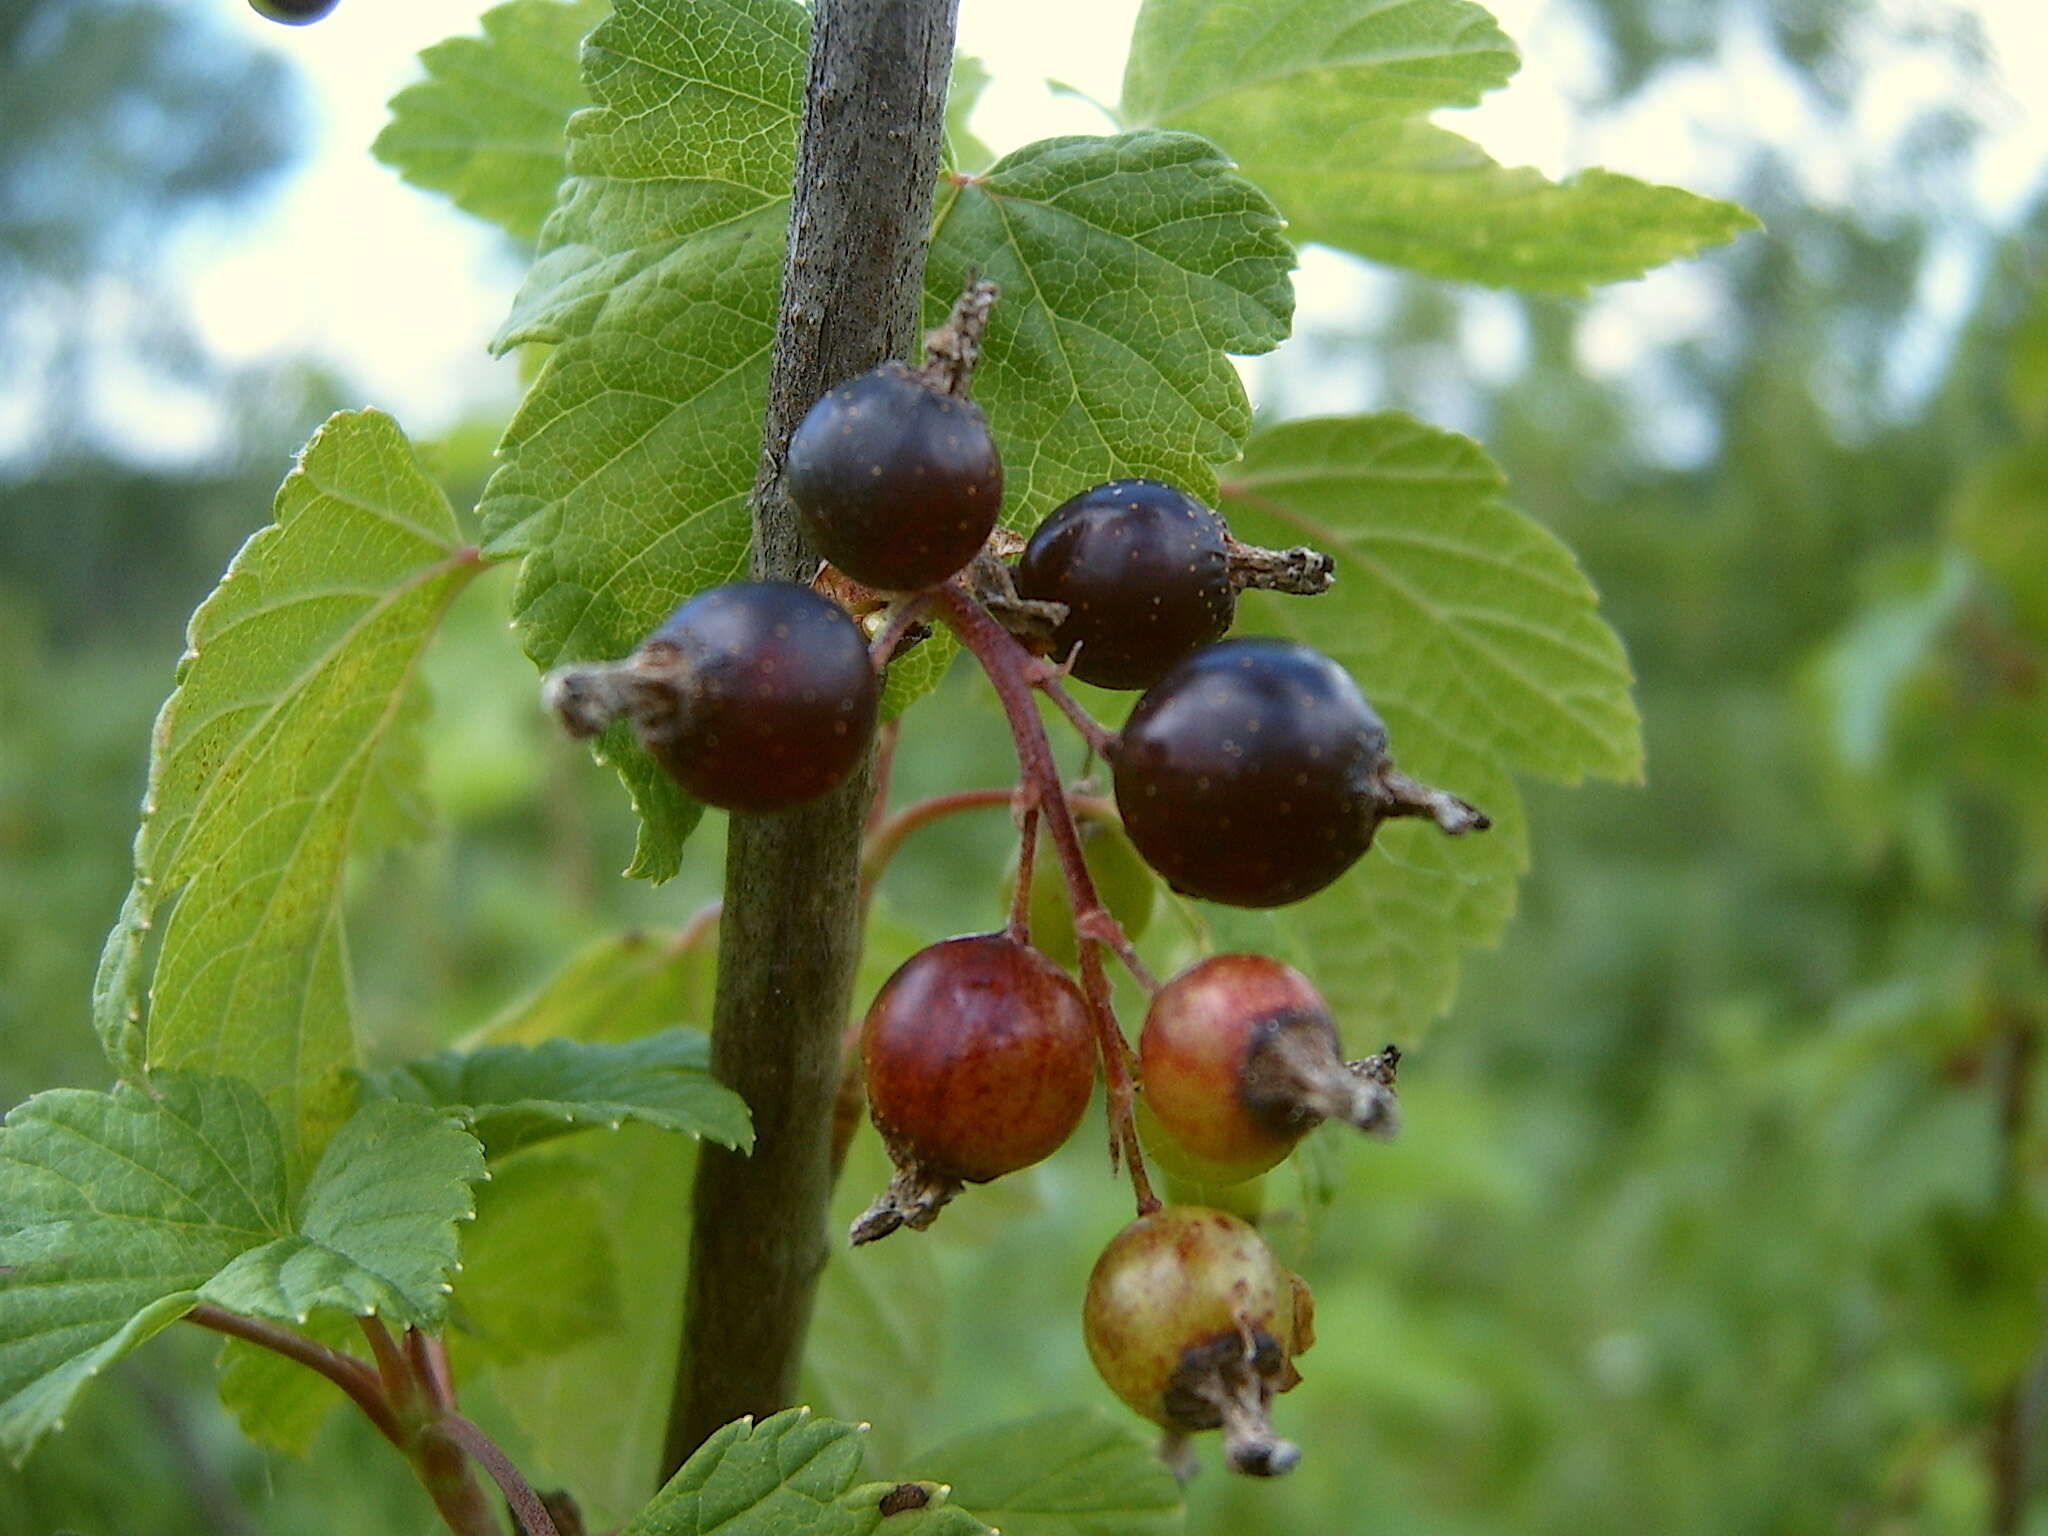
[155,0,2048,456]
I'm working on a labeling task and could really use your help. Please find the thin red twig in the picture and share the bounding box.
[407,1327,458,1413]
[931,581,1157,1214]
[441,1412,564,1536]
[185,1304,404,1447]
[1007,798,1041,944]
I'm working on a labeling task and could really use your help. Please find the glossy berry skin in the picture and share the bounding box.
[249,0,340,22]
[1139,955,1337,1185]
[863,935,1095,1184]
[1112,638,1389,907]
[1014,479,1234,689]
[637,582,877,814]
[785,363,1002,592]
[1083,1207,1310,1474]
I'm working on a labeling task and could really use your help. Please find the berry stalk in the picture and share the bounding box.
[930,581,1157,1212]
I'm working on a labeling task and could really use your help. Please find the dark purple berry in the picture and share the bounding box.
[1111,640,1384,907]
[607,582,877,814]
[785,363,1002,592]
[1014,479,1236,690]
[250,0,340,22]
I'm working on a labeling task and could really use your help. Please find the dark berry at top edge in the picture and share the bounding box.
[785,363,1003,593]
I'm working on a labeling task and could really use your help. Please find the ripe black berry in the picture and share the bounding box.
[249,0,341,22]
[785,363,1002,592]
[1139,954,1396,1187]
[1014,479,1235,689]
[1083,1206,1313,1477]
[545,581,878,814]
[1110,638,1487,907]
[852,934,1096,1243]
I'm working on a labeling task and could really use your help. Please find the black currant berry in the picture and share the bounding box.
[1014,479,1235,689]
[545,581,878,815]
[1139,954,1396,1187]
[1083,1206,1314,1477]
[1110,638,1487,907]
[785,363,1002,593]
[852,934,1096,1243]
[249,0,340,22]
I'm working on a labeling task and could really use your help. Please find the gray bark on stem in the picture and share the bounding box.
[661,0,961,1475]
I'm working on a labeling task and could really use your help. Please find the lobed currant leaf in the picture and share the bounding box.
[372,0,608,244]
[0,1077,483,1463]
[352,1026,752,1158]
[93,410,483,1174]
[906,1408,1184,1536]
[1122,0,1756,294]
[1216,412,1636,1036]
[621,1407,989,1535]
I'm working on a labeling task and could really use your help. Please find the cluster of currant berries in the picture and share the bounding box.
[547,289,1488,1479]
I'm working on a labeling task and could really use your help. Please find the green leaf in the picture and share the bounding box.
[477,0,804,877]
[479,0,1294,876]
[469,931,714,1523]
[352,1026,751,1157]
[907,1409,1184,1536]
[945,56,997,173]
[482,928,716,1046]
[923,130,1294,517]
[93,410,484,1172]
[201,1100,486,1327]
[447,1150,618,1367]
[215,1310,361,1458]
[802,1230,945,1465]
[1217,413,1636,1036]
[1122,0,1756,293]
[1224,415,1639,781]
[1120,0,1519,126]
[489,1129,694,1525]
[1238,118,1759,295]
[373,0,609,245]
[622,1408,988,1536]
[0,1078,483,1462]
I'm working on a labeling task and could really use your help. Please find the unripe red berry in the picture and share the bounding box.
[785,363,1003,592]
[851,934,1096,1243]
[1139,955,1397,1187]
[1083,1206,1313,1476]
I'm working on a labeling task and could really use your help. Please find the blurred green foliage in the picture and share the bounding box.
[5,0,2048,1531]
